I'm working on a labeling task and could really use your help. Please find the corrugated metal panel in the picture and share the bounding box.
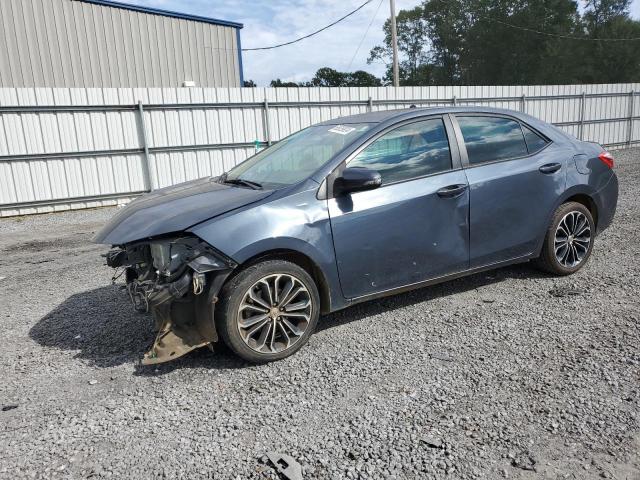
[0,0,241,88]
[0,84,638,217]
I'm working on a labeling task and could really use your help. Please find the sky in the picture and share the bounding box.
[129,0,640,86]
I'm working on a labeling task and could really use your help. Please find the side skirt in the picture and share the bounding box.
[342,253,534,309]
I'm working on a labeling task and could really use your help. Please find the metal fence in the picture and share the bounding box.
[0,83,638,216]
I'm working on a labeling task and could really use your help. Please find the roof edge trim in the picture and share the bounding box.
[77,0,243,28]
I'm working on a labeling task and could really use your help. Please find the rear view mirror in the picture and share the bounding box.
[334,167,382,195]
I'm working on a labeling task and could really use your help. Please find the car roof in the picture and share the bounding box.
[318,106,529,125]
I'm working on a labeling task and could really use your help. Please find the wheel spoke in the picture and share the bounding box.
[273,275,281,304]
[281,311,310,320]
[283,299,311,311]
[277,280,295,308]
[280,286,305,308]
[248,289,270,310]
[245,317,270,339]
[259,280,275,306]
[239,313,269,329]
[240,302,269,314]
[277,322,291,348]
[282,318,304,337]
[254,322,272,350]
[269,319,277,352]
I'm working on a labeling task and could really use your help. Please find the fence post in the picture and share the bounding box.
[578,92,586,141]
[628,90,635,147]
[520,94,526,113]
[368,96,373,112]
[137,101,152,192]
[263,97,272,146]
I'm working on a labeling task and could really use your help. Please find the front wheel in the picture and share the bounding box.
[534,201,595,275]
[216,260,320,363]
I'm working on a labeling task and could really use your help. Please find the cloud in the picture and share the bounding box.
[109,0,640,85]
[123,0,419,85]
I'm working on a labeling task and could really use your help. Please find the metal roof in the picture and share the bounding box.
[77,0,243,29]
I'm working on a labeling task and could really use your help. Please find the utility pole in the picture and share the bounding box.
[389,0,400,88]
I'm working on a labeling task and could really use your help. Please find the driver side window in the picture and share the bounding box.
[348,118,452,185]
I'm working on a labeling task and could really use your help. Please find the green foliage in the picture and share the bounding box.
[270,79,301,87]
[368,0,640,85]
[270,68,382,87]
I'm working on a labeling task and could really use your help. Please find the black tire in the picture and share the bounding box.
[215,260,320,363]
[534,201,595,275]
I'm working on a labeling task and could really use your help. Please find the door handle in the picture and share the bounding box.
[539,162,561,174]
[437,184,467,198]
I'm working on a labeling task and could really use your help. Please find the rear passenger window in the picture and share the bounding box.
[457,116,528,164]
[348,118,452,184]
[522,124,549,153]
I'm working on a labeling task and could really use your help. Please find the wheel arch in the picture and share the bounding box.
[231,248,333,314]
[563,193,598,228]
[534,186,599,257]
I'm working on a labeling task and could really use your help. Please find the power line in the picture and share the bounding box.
[347,0,385,71]
[242,0,375,51]
[484,16,640,41]
[429,0,640,42]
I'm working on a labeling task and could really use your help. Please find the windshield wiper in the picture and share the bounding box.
[222,178,263,190]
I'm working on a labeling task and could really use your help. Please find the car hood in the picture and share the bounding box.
[93,177,273,245]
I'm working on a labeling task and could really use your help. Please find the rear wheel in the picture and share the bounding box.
[534,201,595,275]
[216,260,320,363]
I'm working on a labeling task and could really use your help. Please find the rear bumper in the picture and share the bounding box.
[595,172,618,234]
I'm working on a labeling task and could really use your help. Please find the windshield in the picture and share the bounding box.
[224,123,372,188]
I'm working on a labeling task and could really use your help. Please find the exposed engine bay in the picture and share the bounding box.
[105,236,236,364]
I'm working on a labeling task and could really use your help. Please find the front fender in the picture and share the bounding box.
[188,188,346,311]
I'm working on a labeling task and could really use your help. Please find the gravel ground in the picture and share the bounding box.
[1,149,639,480]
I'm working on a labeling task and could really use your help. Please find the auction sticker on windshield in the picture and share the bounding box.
[328,125,357,135]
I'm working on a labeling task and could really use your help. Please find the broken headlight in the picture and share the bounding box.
[149,237,233,280]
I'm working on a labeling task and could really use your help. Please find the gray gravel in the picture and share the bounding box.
[1,149,639,480]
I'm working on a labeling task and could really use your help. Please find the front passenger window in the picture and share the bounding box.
[348,118,452,185]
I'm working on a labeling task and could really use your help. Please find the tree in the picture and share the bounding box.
[243,79,257,87]
[270,79,300,87]
[270,68,381,88]
[345,70,382,87]
[367,0,640,86]
[581,0,640,82]
[368,6,430,85]
[307,67,346,87]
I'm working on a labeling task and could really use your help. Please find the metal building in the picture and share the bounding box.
[0,0,244,88]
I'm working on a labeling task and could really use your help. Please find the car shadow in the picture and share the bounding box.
[29,262,547,374]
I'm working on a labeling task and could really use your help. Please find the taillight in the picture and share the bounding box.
[598,151,614,169]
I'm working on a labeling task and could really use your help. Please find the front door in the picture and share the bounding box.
[328,117,470,299]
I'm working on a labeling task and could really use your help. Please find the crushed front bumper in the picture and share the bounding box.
[105,239,236,364]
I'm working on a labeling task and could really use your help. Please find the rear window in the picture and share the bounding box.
[457,116,528,164]
[522,124,549,153]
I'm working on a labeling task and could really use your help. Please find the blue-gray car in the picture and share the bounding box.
[95,107,618,364]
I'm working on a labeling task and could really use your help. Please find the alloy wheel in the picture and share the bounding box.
[236,273,312,354]
[554,211,591,268]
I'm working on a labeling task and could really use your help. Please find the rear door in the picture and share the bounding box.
[328,116,470,299]
[451,114,566,267]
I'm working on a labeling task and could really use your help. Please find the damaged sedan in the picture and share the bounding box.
[95,107,618,364]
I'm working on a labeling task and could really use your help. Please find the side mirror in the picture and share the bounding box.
[334,167,382,195]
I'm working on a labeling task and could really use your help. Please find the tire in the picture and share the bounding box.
[215,259,320,363]
[534,201,595,275]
